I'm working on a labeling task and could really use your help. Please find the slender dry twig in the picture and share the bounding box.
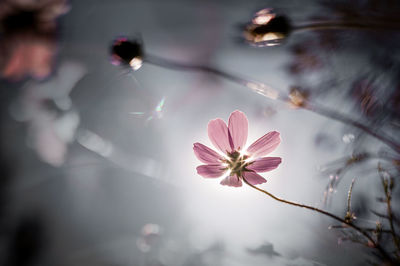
[345,179,355,223]
[241,177,394,263]
[329,225,392,234]
[378,165,400,259]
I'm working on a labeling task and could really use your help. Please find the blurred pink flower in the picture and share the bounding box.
[0,0,69,81]
[194,110,282,187]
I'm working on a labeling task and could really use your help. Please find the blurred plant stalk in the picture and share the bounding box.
[144,54,400,154]
[110,38,400,153]
[294,20,400,32]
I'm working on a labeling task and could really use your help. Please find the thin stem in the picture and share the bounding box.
[144,54,400,154]
[330,225,392,234]
[242,178,393,262]
[293,21,400,32]
[379,167,400,259]
[144,54,285,101]
[386,197,400,259]
[347,179,355,214]
[304,102,400,154]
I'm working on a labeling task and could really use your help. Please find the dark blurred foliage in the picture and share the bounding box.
[288,0,400,112]
[285,0,400,168]
[283,0,400,264]
[0,1,67,265]
[0,106,46,266]
[0,152,12,238]
[4,214,47,266]
[288,42,324,75]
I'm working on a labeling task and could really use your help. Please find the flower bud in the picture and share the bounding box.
[244,8,291,47]
[110,37,143,70]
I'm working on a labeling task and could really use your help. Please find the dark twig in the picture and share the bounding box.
[242,178,394,263]
[378,165,400,259]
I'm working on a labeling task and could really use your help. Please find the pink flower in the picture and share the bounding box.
[194,110,282,187]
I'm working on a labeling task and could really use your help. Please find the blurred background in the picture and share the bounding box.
[0,0,399,265]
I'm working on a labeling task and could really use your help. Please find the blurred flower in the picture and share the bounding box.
[10,61,85,166]
[194,110,281,187]
[0,0,69,80]
[136,223,161,253]
[243,8,291,47]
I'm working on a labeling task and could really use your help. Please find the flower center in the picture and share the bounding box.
[224,150,249,177]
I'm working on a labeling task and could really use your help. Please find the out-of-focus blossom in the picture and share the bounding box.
[30,111,68,166]
[11,61,85,166]
[193,110,281,187]
[0,0,69,80]
[136,223,161,253]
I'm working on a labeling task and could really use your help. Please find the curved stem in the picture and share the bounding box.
[144,54,285,101]
[242,178,393,262]
[144,54,400,154]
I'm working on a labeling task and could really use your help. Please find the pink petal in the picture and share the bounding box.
[247,157,282,173]
[196,164,226,178]
[220,175,242,187]
[228,110,248,151]
[193,143,223,164]
[242,171,267,185]
[246,131,280,158]
[208,118,232,154]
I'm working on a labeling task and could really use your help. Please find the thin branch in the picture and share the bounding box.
[378,165,400,259]
[347,179,355,215]
[294,21,400,32]
[330,225,392,234]
[241,178,393,262]
[144,54,400,154]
